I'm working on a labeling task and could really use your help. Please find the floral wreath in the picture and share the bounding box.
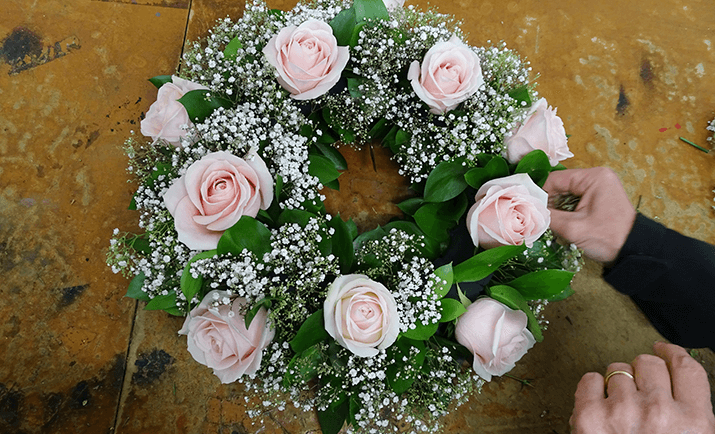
[107,0,583,432]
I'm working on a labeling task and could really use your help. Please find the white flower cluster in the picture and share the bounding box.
[707,116,714,144]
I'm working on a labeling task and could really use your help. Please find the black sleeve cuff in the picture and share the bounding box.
[603,214,671,296]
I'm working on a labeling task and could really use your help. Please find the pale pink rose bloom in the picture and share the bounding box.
[163,150,273,250]
[383,0,405,9]
[505,98,573,166]
[179,291,275,383]
[324,274,400,357]
[466,173,550,249]
[263,20,349,100]
[140,76,208,147]
[407,36,484,114]
[455,298,535,382]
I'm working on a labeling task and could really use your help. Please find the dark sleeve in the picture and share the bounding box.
[603,214,715,352]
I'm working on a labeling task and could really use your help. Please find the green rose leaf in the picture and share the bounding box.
[345,218,358,240]
[514,149,551,187]
[223,36,243,61]
[329,7,357,46]
[283,345,322,387]
[439,298,467,323]
[317,395,349,434]
[328,215,355,274]
[368,118,391,141]
[508,269,575,300]
[290,309,329,354]
[348,395,361,427]
[148,75,172,89]
[432,263,453,299]
[396,197,424,216]
[508,85,532,105]
[386,338,426,394]
[128,194,137,210]
[309,154,342,186]
[144,162,173,188]
[401,319,439,341]
[244,297,274,329]
[413,203,452,242]
[548,285,575,301]
[180,249,217,303]
[453,244,526,283]
[125,272,149,302]
[130,235,152,255]
[144,292,177,312]
[314,142,348,171]
[486,285,544,342]
[464,156,509,189]
[177,89,233,124]
[354,0,390,21]
[424,160,469,203]
[278,208,317,228]
[217,216,272,260]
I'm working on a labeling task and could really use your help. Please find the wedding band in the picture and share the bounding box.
[604,370,634,387]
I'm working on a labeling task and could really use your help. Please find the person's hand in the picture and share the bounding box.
[543,167,636,265]
[570,342,715,434]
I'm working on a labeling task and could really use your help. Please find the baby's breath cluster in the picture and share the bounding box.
[707,116,714,144]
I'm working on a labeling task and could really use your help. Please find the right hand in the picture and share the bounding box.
[543,167,636,265]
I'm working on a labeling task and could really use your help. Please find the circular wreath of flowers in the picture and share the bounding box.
[107,0,583,432]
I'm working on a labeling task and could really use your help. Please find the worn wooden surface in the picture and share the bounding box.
[1,0,713,433]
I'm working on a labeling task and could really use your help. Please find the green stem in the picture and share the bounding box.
[679,137,710,153]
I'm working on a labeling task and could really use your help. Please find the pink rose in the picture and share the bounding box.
[455,298,535,381]
[263,20,349,100]
[140,76,208,147]
[407,36,484,114]
[324,274,400,357]
[466,173,550,249]
[179,290,275,383]
[163,150,273,250]
[505,98,573,166]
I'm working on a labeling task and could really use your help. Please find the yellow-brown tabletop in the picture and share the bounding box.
[1,0,713,433]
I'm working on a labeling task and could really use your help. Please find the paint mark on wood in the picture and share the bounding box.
[59,284,90,307]
[0,28,80,75]
[616,85,629,116]
[132,350,174,386]
[640,58,655,86]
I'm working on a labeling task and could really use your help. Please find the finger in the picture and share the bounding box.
[605,363,637,398]
[548,208,580,243]
[575,372,607,404]
[630,353,672,397]
[653,342,711,405]
[543,168,595,196]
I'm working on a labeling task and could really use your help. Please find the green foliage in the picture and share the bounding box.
[401,319,439,341]
[514,150,551,187]
[148,75,172,89]
[318,396,349,434]
[453,244,526,283]
[386,338,426,394]
[283,345,322,387]
[396,197,424,216]
[125,272,149,302]
[309,154,342,187]
[431,263,453,299]
[290,309,329,354]
[245,297,275,329]
[314,142,348,170]
[439,298,466,322]
[177,89,233,123]
[507,85,532,105]
[423,160,469,203]
[216,216,272,259]
[144,292,181,315]
[508,269,575,300]
[223,37,243,61]
[464,156,509,189]
[180,249,217,303]
[328,215,355,273]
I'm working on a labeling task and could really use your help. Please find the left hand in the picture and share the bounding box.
[570,342,715,434]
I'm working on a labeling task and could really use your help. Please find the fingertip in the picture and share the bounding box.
[574,372,605,402]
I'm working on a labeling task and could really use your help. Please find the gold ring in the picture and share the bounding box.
[604,370,634,388]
